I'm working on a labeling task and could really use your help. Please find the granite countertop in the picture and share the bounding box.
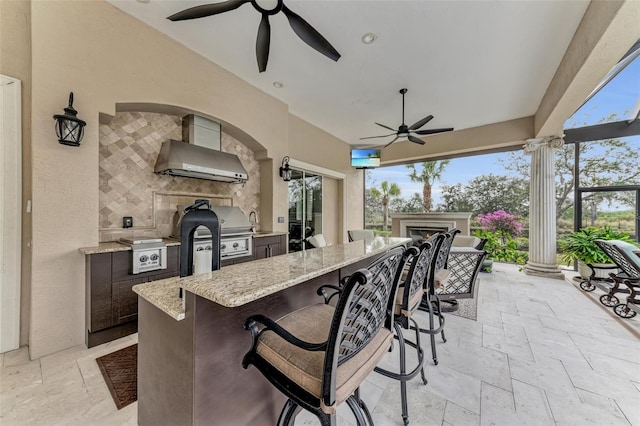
[133,237,411,321]
[79,232,287,255]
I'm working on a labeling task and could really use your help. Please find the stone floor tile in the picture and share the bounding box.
[500,311,544,330]
[2,346,31,367]
[562,356,640,411]
[39,345,86,384]
[443,401,480,426]
[438,341,512,391]
[0,360,42,393]
[582,350,640,383]
[509,355,579,399]
[511,379,554,425]
[479,382,518,426]
[421,364,481,414]
[482,332,535,363]
[575,388,628,421]
[570,332,640,365]
[372,380,447,426]
[547,388,632,426]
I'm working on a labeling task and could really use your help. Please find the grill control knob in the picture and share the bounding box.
[205,245,212,251]
[233,242,239,248]
[150,254,159,261]
[140,255,149,262]
[196,247,204,252]
[221,244,227,250]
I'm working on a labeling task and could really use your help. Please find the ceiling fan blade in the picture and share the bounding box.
[414,127,454,135]
[408,135,426,145]
[167,0,250,21]
[359,133,397,140]
[409,114,433,131]
[256,15,271,73]
[383,136,400,148]
[281,5,341,62]
[375,122,397,132]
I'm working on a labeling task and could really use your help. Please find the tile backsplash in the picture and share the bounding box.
[99,112,260,242]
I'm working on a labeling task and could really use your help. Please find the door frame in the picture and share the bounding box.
[288,158,347,245]
[0,74,22,353]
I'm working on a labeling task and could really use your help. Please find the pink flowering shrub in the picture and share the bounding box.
[478,210,523,242]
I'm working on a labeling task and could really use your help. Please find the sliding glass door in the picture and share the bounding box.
[288,170,323,252]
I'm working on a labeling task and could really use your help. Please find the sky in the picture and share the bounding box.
[366,53,640,208]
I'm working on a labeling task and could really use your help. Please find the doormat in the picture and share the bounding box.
[96,344,137,409]
[448,298,478,321]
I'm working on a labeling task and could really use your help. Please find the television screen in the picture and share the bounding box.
[351,149,381,168]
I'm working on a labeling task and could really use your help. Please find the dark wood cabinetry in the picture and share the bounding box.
[85,246,179,347]
[86,236,286,347]
[253,235,287,259]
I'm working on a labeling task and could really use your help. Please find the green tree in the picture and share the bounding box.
[502,116,640,221]
[439,174,530,217]
[370,181,401,230]
[407,160,450,212]
[389,193,425,213]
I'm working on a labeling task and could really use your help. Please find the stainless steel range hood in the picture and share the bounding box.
[154,115,248,184]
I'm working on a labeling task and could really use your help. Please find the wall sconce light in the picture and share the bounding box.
[53,92,86,147]
[279,156,292,182]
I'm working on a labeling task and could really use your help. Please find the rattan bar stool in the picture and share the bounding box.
[373,237,440,425]
[242,247,407,426]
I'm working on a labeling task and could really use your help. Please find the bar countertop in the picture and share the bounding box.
[133,237,410,321]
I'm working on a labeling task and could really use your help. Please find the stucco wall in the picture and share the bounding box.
[0,0,32,347]
[27,0,360,358]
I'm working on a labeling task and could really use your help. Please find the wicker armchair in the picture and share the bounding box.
[242,247,406,425]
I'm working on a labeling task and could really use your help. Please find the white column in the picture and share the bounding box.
[523,136,565,280]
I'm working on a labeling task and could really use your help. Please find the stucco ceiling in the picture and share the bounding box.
[108,0,590,145]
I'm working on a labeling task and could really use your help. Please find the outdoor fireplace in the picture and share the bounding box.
[390,212,473,241]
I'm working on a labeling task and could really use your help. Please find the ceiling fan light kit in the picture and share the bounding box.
[168,0,341,73]
[359,88,454,148]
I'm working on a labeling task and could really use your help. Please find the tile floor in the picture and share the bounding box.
[1,263,639,425]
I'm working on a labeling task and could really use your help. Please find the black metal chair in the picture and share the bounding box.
[242,247,407,426]
[372,238,440,425]
[418,230,458,365]
[593,239,640,318]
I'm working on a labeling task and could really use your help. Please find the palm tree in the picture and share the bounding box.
[407,160,450,212]
[370,181,401,231]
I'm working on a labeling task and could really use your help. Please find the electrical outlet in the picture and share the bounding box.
[123,216,133,228]
[278,217,285,223]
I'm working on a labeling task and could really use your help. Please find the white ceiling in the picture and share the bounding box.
[108,0,590,145]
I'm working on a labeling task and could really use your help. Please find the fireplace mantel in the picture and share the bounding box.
[390,212,472,238]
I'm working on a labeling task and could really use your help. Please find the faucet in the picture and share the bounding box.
[249,211,258,232]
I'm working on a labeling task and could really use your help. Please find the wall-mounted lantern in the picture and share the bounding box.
[53,92,86,147]
[279,156,292,182]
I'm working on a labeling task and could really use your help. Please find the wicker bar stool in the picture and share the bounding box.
[373,236,440,425]
[242,247,407,426]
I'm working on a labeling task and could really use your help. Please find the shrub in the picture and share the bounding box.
[559,226,636,265]
[478,210,523,244]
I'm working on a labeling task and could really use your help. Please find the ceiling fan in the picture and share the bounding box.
[360,88,454,148]
[167,0,341,73]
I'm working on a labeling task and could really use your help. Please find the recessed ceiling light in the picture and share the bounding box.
[361,33,377,45]
[273,81,284,88]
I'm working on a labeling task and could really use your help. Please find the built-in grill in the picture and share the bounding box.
[119,237,168,274]
[173,204,254,272]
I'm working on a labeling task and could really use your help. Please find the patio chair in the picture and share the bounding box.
[242,247,407,425]
[593,239,640,318]
[416,232,450,365]
[307,234,328,248]
[372,238,440,425]
[592,240,640,310]
[348,229,375,242]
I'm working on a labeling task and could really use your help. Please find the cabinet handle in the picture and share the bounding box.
[268,246,272,257]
